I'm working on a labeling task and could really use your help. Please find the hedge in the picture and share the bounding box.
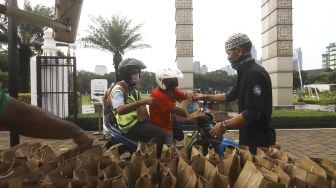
[67,113,102,131]
[70,109,336,131]
[271,109,336,123]
[18,93,31,104]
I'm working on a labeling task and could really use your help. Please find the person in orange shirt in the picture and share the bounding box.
[149,67,191,144]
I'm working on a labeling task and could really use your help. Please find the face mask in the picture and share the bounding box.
[130,73,140,86]
[164,78,178,90]
[228,53,252,70]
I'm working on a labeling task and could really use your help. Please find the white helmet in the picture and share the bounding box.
[156,67,183,90]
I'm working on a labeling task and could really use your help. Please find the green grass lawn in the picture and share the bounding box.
[82,95,91,105]
[272,109,336,123]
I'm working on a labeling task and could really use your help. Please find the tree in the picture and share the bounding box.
[194,70,236,92]
[16,1,53,92]
[139,71,156,94]
[81,15,150,81]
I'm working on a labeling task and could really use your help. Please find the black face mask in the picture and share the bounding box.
[163,78,178,90]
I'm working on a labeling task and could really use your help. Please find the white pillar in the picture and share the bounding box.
[30,28,69,118]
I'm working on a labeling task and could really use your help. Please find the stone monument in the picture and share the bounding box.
[175,0,193,90]
[261,0,293,106]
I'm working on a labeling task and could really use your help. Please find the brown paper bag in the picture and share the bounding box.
[191,145,203,161]
[101,161,127,188]
[191,155,217,181]
[160,144,175,164]
[137,105,149,122]
[104,146,121,163]
[175,146,188,161]
[136,143,157,159]
[31,145,57,164]
[272,165,291,185]
[258,167,279,183]
[233,161,264,188]
[205,172,229,188]
[125,153,151,188]
[180,99,204,120]
[159,163,176,188]
[206,148,222,166]
[217,152,241,186]
[7,171,43,188]
[1,143,41,162]
[300,156,327,179]
[237,147,252,167]
[42,159,76,187]
[0,158,39,184]
[144,158,160,186]
[177,156,197,188]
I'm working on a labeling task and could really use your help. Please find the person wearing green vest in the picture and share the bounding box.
[109,58,166,144]
[0,90,93,152]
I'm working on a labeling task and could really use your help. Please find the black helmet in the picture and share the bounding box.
[118,58,146,82]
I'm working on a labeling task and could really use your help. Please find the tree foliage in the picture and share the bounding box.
[194,70,237,92]
[81,15,150,81]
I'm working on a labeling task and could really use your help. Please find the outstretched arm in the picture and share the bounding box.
[0,97,93,151]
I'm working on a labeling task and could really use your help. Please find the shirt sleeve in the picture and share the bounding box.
[244,72,266,111]
[111,89,125,109]
[226,85,239,102]
[0,91,9,117]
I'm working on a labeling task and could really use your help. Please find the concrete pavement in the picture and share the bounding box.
[0,128,335,162]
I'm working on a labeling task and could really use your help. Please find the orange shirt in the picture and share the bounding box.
[149,87,185,132]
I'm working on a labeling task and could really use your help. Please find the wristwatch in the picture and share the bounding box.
[221,121,228,131]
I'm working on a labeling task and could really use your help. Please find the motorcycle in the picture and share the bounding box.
[102,101,238,158]
[182,101,238,157]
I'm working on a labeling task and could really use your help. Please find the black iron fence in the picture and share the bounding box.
[36,56,77,121]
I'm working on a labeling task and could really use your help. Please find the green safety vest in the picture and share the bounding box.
[109,85,139,133]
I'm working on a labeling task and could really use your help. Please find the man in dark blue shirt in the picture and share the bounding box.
[194,33,275,154]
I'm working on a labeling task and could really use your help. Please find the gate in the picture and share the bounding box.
[36,56,77,121]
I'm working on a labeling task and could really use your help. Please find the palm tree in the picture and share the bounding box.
[81,15,150,81]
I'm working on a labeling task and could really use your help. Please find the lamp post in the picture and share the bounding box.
[7,0,20,146]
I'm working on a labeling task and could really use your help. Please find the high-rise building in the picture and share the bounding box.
[322,43,336,69]
[94,65,107,75]
[193,61,201,73]
[200,65,208,74]
[322,54,329,69]
[293,48,303,71]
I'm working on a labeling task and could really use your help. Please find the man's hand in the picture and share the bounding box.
[192,93,204,101]
[73,132,94,153]
[209,122,227,138]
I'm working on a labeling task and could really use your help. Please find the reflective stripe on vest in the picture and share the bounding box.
[110,85,138,133]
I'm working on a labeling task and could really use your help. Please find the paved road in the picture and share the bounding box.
[1,128,335,162]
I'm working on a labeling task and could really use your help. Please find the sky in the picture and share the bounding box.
[5,0,336,72]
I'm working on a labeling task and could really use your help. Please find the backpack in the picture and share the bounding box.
[103,81,129,125]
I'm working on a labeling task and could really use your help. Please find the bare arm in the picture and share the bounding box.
[171,106,187,117]
[0,97,93,151]
[115,98,152,115]
[210,113,247,137]
[193,93,227,103]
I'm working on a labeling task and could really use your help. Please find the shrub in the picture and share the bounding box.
[18,93,31,104]
[67,113,101,131]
